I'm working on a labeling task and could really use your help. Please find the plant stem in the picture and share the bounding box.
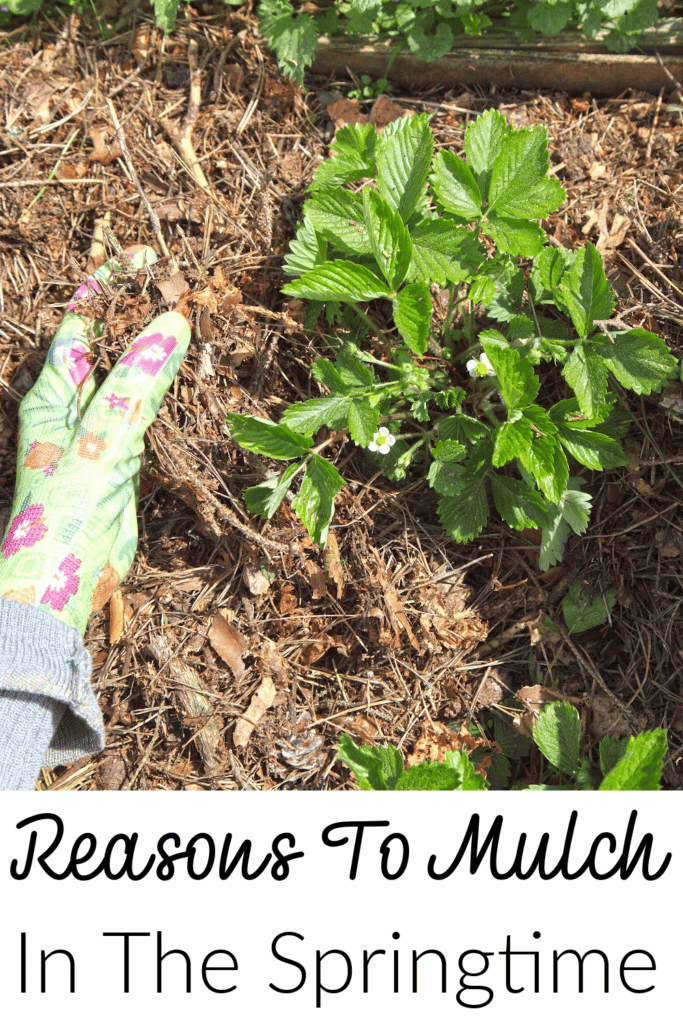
[349,302,395,350]
[441,282,459,342]
[463,299,475,346]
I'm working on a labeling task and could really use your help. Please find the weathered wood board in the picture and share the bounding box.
[313,19,683,95]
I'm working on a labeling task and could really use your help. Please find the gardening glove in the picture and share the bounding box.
[0,246,191,633]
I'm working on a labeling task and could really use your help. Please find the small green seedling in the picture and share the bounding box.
[349,74,391,100]
[562,579,617,633]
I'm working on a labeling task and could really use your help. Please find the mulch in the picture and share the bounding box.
[1,4,682,789]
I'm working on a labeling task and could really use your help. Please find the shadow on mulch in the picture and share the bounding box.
[0,6,682,789]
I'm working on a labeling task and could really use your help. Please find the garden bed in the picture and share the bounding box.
[0,7,682,789]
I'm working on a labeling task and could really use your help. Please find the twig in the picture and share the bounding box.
[645,88,664,163]
[0,178,107,187]
[654,50,683,93]
[86,210,112,274]
[628,237,683,301]
[236,44,265,135]
[27,89,93,137]
[106,96,171,263]
[123,710,165,790]
[160,39,223,236]
[108,53,150,101]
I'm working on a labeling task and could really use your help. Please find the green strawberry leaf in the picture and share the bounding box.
[529,0,573,34]
[484,216,547,257]
[282,395,352,435]
[244,461,303,519]
[559,242,615,336]
[282,215,328,278]
[492,414,533,466]
[464,107,514,201]
[282,261,390,302]
[554,423,627,471]
[430,150,482,220]
[562,343,609,419]
[481,343,540,410]
[376,112,434,222]
[593,329,679,393]
[533,701,581,777]
[395,762,464,790]
[304,188,372,256]
[363,188,413,290]
[258,1,317,85]
[408,219,484,285]
[428,440,467,495]
[348,399,378,446]
[599,734,629,778]
[226,413,313,459]
[311,358,352,395]
[292,454,345,546]
[488,125,566,220]
[337,734,404,790]
[562,579,616,633]
[392,282,432,354]
[535,244,575,291]
[491,474,553,529]
[599,729,666,791]
[310,122,377,190]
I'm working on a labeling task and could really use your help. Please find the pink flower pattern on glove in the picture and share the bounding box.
[1,505,47,558]
[50,338,91,386]
[120,333,177,377]
[41,553,81,611]
[105,393,130,411]
[67,278,102,312]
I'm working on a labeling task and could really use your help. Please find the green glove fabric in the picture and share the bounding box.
[0,247,191,635]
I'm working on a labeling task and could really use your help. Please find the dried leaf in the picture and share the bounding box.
[55,160,87,181]
[157,271,190,306]
[109,588,125,645]
[324,533,344,599]
[300,633,334,667]
[208,611,248,683]
[242,563,272,595]
[88,127,123,166]
[327,97,369,130]
[515,685,578,710]
[279,585,297,615]
[385,588,420,651]
[306,559,326,599]
[406,720,495,778]
[234,677,277,747]
[369,94,413,132]
[586,693,646,740]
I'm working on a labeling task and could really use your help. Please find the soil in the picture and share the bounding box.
[1,5,682,790]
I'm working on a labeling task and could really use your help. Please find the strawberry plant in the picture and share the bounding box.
[337,702,668,791]
[257,0,663,86]
[227,110,678,559]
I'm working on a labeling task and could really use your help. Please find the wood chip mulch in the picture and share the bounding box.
[1,6,682,789]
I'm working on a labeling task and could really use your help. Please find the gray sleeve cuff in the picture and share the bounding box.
[0,597,104,767]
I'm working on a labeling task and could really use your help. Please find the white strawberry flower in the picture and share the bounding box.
[367,427,396,455]
[466,352,495,377]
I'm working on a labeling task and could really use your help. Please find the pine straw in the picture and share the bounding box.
[0,6,682,789]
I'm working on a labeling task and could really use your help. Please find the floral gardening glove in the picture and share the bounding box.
[0,246,191,635]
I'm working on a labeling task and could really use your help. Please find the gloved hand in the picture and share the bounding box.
[0,246,191,634]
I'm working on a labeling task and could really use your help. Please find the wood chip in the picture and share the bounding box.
[234,676,277,747]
